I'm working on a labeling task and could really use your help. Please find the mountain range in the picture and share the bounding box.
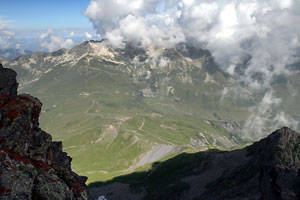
[2,40,300,184]
[2,60,300,200]
[0,48,33,60]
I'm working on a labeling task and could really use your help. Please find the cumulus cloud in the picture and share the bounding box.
[84,0,300,77]
[0,25,20,50]
[243,90,298,140]
[177,0,300,138]
[84,0,185,49]
[84,0,300,138]
[0,16,21,50]
[40,29,75,52]
[179,0,300,81]
[85,32,92,39]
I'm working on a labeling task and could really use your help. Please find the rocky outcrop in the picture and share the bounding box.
[0,64,18,96]
[197,127,300,200]
[0,63,87,199]
[250,127,300,200]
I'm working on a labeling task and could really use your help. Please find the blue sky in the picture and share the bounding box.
[0,0,99,51]
[0,0,91,29]
[0,0,180,52]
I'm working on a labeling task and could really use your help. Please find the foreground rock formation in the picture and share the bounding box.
[199,127,300,200]
[0,63,87,199]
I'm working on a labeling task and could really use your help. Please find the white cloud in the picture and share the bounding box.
[0,25,20,50]
[84,0,300,85]
[105,30,125,48]
[85,32,92,39]
[69,32,75,37]
[40,29,75,52]
[84,0,185,49]
[243,90,298,140]
[179,0,300,90]
[84,0,300,137]
[276,0,293,9]
[0,16,21,50]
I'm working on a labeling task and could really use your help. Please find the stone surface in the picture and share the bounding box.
[0,63,87,199]
[0,63,18,96]
[196,127,300,200]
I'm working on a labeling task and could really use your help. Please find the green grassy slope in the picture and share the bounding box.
[13,42,300,183]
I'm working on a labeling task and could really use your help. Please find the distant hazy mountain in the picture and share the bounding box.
[3,40,300,184]
[0,48,33,59]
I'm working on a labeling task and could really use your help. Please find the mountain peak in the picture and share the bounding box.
[248,127,300,171]
[268,127,300,148]
[254,127,300,150]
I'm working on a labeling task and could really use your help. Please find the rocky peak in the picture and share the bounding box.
[50,48,67,57]
[247,127,300,200]
[203,127,300,200]
[247,127,300,172]
[0,63,87,199]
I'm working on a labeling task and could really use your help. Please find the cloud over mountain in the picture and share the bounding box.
[85,0,300,77]
[85,0,300,139]
[84,0,185,48]
[40,29,75,52]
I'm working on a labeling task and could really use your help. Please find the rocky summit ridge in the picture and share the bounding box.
[204,127,300,200]
[0,62,87,199]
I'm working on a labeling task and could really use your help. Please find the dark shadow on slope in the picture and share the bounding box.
[88,149,224,200]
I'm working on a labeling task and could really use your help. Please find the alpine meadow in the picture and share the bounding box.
[0,0,300,199]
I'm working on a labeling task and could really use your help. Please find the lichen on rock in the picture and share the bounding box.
[0,63,87,199]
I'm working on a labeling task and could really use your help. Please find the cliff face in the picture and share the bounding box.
[199,127,300,200]
[0,63,87,199]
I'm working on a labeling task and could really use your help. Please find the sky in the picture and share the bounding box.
[1,0,300,139]
[0,0,91,29]
[0,0,98,51]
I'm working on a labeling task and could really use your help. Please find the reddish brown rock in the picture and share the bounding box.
[0,63,87,199]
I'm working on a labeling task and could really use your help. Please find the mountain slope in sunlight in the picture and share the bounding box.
[4,40,300,183]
